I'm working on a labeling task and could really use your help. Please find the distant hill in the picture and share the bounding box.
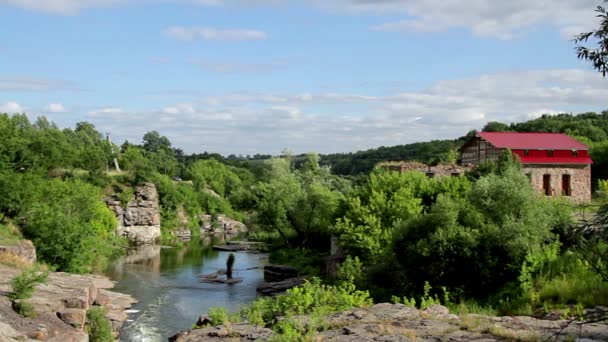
[319,111,608,177]
[319,139,467,176]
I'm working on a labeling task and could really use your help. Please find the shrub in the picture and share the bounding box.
[238,278,372,328]
[86,307,113,342]
[12,301,36,318]
[9,265,48,300]
[208,307,229,326]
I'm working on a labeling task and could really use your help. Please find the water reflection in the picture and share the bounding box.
[106,239,267,342]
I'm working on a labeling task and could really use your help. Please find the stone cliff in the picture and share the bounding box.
[0,264,136,342]
[105,182,161,244]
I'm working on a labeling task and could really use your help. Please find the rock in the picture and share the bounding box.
[169,323,274,342]
[0,240,37,265]
[200,214,247,236]
[0,264,136,341]
[256,277,305,296]
[174,303,608,341]
[421,304,450,316]
[105,182,161,244]
[263,265,298,282]
[56,309,86,328]
[196,315,211,327]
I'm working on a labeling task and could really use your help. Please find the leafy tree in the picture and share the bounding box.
[575,1,608,76]
[482,121,510,132]
[392,167,569,299]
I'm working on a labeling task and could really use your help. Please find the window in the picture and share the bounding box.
[547,150,554,157]
[562,174,571,196]
[543,174,551,196]
[572,150,579,157]
[524,149,529,156]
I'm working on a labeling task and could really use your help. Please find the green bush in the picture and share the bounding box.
[12,301,36,318]
[9,266,48,300]
[238,278,372,328]
[208,307,229,326]
[86,307,113,342]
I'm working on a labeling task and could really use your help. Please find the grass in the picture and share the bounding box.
[537,273,608,307]
[86,307,113,342]
[0,223,23,246]
[447,301,497,316]
[0,252,31,269]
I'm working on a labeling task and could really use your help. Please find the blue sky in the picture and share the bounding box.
[1,0,607,154]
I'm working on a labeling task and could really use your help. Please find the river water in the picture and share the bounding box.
[106,240,267,342]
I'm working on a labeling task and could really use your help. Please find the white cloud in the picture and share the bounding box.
[3,0,599,40]
[88,107,124,117]
[164,26,267,41]
[0,0,120,15]
[0,101,25,113]
[0,77,77,91]
[43,103,67,113]
[333,0,599,40]
[76,68,608,154]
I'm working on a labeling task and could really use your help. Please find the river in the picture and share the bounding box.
[105,239,267,342]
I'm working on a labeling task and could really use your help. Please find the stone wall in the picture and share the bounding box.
[105,182,161,244]
[523,164,591,203]
[381,161,473,178]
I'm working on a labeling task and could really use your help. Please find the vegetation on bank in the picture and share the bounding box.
[1,109,608,337]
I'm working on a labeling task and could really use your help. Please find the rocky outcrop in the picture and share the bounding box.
[175,303,608,341]
[256,277,305,296]
[201,214,247,237]
[0,264,136,342]
[105,182,161,244]
[0,240,36,265]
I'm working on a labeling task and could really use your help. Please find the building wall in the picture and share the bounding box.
[522,164,591,203]
[461,138,503,165]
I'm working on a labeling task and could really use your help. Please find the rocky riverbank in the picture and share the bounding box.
[0,264,136,341]
[171,303,608,341]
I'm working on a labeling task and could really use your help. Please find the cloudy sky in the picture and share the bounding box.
[1,0,607,154]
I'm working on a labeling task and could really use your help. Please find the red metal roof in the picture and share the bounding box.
[518,156,593,165]
[478,132,588,150]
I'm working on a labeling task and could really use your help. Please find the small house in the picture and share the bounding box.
[460,132,592,202]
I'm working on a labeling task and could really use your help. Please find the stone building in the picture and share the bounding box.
[460,132,592,203]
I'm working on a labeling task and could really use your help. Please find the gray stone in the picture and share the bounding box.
[105,182,161,244]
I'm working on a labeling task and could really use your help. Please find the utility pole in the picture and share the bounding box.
[106,132,121,173]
